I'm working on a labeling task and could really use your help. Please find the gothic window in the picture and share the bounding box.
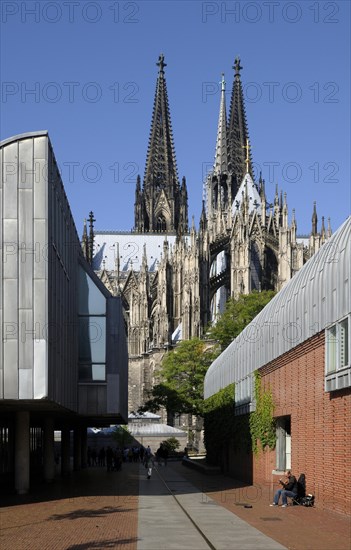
[263,247,278,291]
[156,215,167,232]
[250,241,261,291]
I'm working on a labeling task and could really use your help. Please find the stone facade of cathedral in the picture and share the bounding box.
[82,55,331,419]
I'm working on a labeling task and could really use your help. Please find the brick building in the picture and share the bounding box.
[204,216,351,516]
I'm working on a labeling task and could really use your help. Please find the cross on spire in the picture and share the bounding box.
[156,53,167,73]
[220,73,226,92]
[233,56,242,77]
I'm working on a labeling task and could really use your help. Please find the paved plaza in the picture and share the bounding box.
[1,461,350,550]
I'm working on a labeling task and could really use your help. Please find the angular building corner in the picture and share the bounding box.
[0,131,128,494]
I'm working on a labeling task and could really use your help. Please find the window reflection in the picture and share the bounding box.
[78,266,106,382]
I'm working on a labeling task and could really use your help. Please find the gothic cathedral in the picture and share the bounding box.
[82,55,331,416]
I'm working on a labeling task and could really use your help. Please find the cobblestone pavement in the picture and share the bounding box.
[1,462,350,550]
[0,464,139,550]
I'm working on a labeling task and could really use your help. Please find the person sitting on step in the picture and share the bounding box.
[270,470,298,507]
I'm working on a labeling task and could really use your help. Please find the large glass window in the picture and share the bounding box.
[325,316,351,391]
[340,318,349,368]
[326,325,337,373]
[78,266,106,382]
[78,267,106,315]
[79,363,106,381]
[276,417,291,471]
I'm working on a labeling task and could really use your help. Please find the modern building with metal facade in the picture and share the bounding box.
[205,216,351,401]
[0,131,128,494]
[204,216,351,516]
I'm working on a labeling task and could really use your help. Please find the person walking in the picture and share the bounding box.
[144,452,154,479]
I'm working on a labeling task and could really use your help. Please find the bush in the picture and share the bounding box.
[161,437,180,453]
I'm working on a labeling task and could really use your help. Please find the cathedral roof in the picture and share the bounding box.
[93,232,188,272]
[232,172,261,215]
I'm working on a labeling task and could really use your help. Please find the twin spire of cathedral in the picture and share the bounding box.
[206,57,254,219]
[212,59,252,184]
[134,54,254,234]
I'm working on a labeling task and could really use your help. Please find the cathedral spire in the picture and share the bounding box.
[213,74,228,176]
[134,54,188,233]
[81,218,89,262]
[144,53,178,190]
[312,201,318,235]
[88,211,95,265]
[228,57,252,194]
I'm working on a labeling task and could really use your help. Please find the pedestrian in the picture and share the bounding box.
[162,444,168,467]
[144,452,154,479]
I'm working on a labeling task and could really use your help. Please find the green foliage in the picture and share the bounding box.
[161,437,180,453]
[208,290,276,351]
[139,384,187,415]
[249,371,276,454]
[139,338,219,417]
[112,425,133,447]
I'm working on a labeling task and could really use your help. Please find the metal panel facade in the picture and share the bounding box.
[0,133,49,400]
[0,131,128,423]
[204,217,351,399]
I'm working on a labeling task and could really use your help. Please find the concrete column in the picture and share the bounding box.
[81,426,87,468]
[73,427,82,471]
[43,417,55,482]
[61,427,71,475]
[15,411,30,495]
[8,422,15,474]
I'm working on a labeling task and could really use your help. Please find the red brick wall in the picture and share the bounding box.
[252,331,351,516]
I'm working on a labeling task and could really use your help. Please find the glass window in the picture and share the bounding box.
[79,363,106,382]
[340,318,349,368]
[325,316,351,392]
[326,325,337,373]
[92,364,105,381]
[78,266,106,315]
[79,317,106,363]
[326,318,350,373]
[78,266,107,382]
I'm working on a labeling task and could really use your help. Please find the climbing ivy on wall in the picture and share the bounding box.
[203,384,236,464]
[203,384,251,464]
[249,371,276,454]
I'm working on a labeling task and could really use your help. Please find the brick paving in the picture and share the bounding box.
[0,464,139,550]
[1,461,350,550]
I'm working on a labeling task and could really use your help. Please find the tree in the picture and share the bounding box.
[112,425,133,447]
[161,437,180,453]
[139,338,219,418]
[139,292,275,421]
[207,290,276,351]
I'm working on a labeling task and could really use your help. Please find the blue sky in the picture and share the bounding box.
[1,0,350,236]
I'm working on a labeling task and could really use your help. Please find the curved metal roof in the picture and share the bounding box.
[0,130,49,148]
[129,423,187,437]
[204,216,351,398]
